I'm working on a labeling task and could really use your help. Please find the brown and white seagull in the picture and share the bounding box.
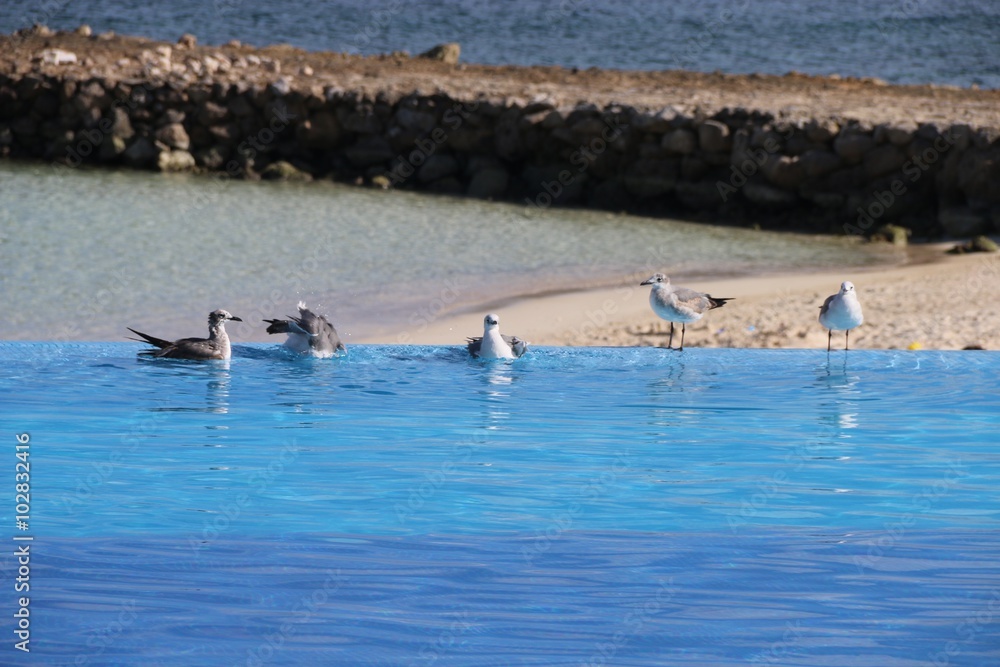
[640,273,732,350]
[128,309,243,360]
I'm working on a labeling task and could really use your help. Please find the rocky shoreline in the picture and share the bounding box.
[3,26,999,237]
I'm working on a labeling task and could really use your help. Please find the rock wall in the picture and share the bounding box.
[2,59,999,237]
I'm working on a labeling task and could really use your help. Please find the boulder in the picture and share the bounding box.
[743,183,799,207]
[228,95,255,117]
[197,101,229,126]
[871,224,911,247]
[417,154,460,183]
[155,123,190,150]
[697,120,731,152]
[394,108,438,134]
[122,137,160,166]
[109,107,135,140]
[804,119,840,143]
[761,155,806,190]
[194,145,228,170]
[797,149,842,179]
[622,159,678,198]
[833,131,875,163]
[466,167,509,199]
[938,207,991,237]
[675,181,724,210]
[418,43,461,64]
[298,111,342,149]
[342,111,382,134]
[97,135,127,161]
[948,236,999,254]
[661,129,697,154]
[261,160,312,181]
[864,144,906,178]
[156,149,196,171]
[344,135,394,166]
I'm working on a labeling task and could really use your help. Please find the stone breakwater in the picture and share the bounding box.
[2,29,1000,237]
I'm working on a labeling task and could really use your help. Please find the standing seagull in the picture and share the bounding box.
[264,302,346,357]
[128,309,243,360]
[819,281,863,351]
[640,273,733,350]
[467,313,529,359]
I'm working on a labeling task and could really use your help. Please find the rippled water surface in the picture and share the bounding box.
[1,344,998,665]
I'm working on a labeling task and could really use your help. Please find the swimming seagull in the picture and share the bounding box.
[467,313,529,359]
[264,302,346,357]
[819,281,863,351]
[128,309,243,360]
[640,273,733,350]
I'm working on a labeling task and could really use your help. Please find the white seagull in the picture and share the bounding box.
[640,273,733,350]
[467,313,529,359]
[819,281,863,351]
[264,302,346,357]
[128,309,242,360]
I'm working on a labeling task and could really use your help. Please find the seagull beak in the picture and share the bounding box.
[230,315,243,322]
[640,278,653,286]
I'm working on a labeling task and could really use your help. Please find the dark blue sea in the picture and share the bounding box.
[2,0,998,88]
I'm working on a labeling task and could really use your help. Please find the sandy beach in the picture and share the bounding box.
[367,249,1000,351]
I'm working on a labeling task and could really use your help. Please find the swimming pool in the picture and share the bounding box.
[2,343,998,665]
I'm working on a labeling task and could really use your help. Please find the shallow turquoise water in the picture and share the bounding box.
[0,162,900,342]
[1,344,999,665]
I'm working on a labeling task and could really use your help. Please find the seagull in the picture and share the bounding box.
[467,313,529,359]
[128,309,242,360]
[819,281,863,351]
[263,302,346,357]
[640,273,732,350]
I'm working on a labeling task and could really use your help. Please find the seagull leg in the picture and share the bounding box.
[845,329,850,351]
[827,329,832,352]
[667,323,674,349]
[679,324,686,351]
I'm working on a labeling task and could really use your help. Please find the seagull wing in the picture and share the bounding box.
[154,337,225,360]
[819,294,835,315]
[466,337,483,357]
[502,334,529,358]
[295,308,346,353]
[127,327,174,349]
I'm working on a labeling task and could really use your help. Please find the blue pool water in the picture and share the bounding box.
[1,344,999,665]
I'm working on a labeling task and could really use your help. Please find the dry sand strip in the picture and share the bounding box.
[361,252,1000,351]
